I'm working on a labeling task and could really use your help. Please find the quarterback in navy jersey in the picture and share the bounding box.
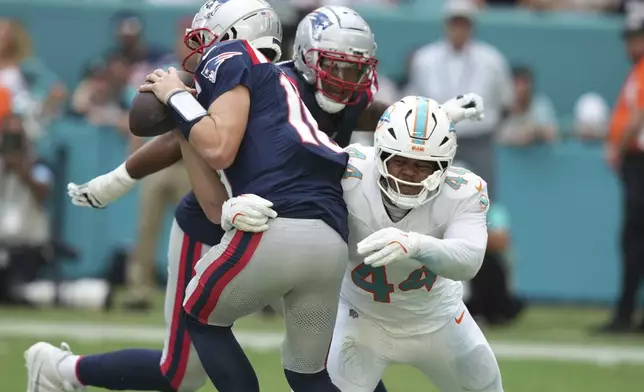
[139,0,353,389]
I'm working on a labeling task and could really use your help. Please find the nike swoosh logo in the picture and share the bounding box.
[455,310,465,324]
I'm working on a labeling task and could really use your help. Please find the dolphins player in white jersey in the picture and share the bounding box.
[222,96,502,392]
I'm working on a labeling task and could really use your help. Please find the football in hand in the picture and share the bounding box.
[129,70,195,137]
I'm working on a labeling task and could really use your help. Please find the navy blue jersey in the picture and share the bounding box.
[175,193,225,246]
[175,44,378,245]
[278,61,374,148]
[187,39,348,241]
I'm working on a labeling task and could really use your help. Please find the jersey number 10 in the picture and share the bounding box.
[279,74,344,154]
[351,263,437,303]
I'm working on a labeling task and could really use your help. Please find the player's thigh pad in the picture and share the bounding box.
[161,220,210,391]
[280,219,348,373]
[184,218,347,331]
[421,306,502,392]
[326,299,389,392]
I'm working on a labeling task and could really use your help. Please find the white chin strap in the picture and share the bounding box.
[315,91,346,114]
[381,170,444,210]
[385,187,424,209]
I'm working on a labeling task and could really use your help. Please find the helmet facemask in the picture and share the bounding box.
[305,48,377,106]
[182,27,218,73]
[375,149,452,210]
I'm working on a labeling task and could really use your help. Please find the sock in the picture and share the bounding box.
[57,355,82,388]
[184,312,259,392]
[284,368,340,392]
[68,349,174,391]
[374,380,389,392]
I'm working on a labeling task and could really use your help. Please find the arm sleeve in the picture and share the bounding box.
[412,192,489,281]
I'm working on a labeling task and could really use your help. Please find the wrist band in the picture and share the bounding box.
[167,90,207,139]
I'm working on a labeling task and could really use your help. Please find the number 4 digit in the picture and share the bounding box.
[351,263,395,303]
[399,267,437,292]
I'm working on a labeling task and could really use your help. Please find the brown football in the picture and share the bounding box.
[129,71,195,137]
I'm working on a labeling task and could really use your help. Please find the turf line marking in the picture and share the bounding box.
[1,321,644,365]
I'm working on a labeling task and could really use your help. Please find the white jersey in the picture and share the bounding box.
[341,144,489,337]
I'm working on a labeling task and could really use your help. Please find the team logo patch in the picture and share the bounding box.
[200,0,230,19]
[309,11,333,32]
[200,51,242,84]
[376,103,395,129]
[478,194,489,211]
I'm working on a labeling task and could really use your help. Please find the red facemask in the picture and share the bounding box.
[305,48,377,105]
[182,28,219,73]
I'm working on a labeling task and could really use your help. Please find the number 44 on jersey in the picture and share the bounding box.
[352,263,437,303]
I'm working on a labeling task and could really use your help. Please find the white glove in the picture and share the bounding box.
[221,194,278,233]
[440,93,485,123]
[357,227,421,268]
[67,163,137,209]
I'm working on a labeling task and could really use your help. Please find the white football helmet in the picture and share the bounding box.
[293,6,377,114]
[183,0,282,71]
[374,96,458,209]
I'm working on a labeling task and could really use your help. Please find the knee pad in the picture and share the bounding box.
[453,344,502,392]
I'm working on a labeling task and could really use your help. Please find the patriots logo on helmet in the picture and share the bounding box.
[309,11,333,31]
[202,0,232,19]
[201,51,242,84]
[204,0,230,10]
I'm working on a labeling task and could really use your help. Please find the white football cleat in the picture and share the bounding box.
[25,342,83,392]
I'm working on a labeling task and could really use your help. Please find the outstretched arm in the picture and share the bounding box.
[67,132,183,209]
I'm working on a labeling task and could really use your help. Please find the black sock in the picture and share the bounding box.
[77,349,175,391]
[284,368,340,392]
[184,311,259,392]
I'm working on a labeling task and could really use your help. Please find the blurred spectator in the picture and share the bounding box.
[107,12,168,87]
[0,114,53,305]
[71,54,132,135]
[599,13,644,333]
[573,92,610,141]
[0,86,11,119]
[483,0,518,5]
[405,0,514,197]
[123,18,192,311]
[497,66,558,146]
[467,202,524,325]
[516,0,622,12]
[0,18,66,138]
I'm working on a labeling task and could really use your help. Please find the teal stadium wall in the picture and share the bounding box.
[1,0,630,302]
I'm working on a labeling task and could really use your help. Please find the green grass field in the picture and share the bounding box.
[2,300,644,391]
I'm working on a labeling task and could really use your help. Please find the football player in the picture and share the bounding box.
[133,0,351,389]
[222,97,503,392]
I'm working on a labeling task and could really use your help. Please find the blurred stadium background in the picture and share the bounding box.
[1,0,644,391]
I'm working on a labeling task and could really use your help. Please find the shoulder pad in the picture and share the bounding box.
[441,166,487,201]
[342,144,374,192]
